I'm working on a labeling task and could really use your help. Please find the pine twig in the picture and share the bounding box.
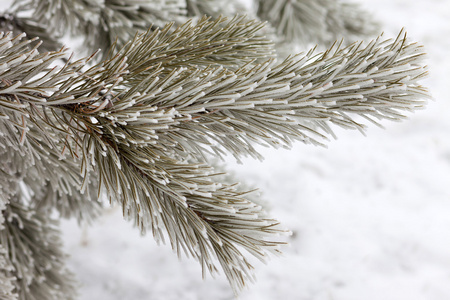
[0,16,430,293]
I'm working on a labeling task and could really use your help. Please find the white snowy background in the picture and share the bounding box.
[57,1,450,299]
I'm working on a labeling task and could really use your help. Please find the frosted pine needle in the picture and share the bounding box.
[0,10,429,296]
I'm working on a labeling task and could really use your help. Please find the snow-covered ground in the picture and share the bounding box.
[61,1,450,299]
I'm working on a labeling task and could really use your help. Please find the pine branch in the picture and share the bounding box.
[75,28,428,291]
[0,200,76,300]
[94,28,429,161]
[0,32,102,221]
[0,245,17,300]
[323,0,379,42]
[88,135,284,292]
[0,143,102,223]
[179,31,429,153]
[107,15,276,77]
[186,0,248,18]
[0,16,430,293]
[0,14,62,53]
[84,0,187,58]
[12,0,187,58]
[0,198,17,300]
[257,0,378,46]
[0,24,285,292]
[0,29,284,292]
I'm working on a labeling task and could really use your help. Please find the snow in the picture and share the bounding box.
[60,1,450,299]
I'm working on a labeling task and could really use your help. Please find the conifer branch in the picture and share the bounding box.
[0,200,76,300]
[0,199,17,300]
[186,0,248,18]
[257,0,378,45]
[0,32,102,221]
[0,14,61,53]
[0,140,101,222]
[88,135,284,292]
[0,245,18,300]
[12,0,187,58]
[0,246,17,300]
[0,15,430,293]
[108,15,276,76]
[91,25,429,161]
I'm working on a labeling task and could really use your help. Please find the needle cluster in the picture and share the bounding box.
[0,1,430,298]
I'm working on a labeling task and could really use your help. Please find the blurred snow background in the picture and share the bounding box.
[59,0,450,299]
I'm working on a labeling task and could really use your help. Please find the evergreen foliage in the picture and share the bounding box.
[0,0,430,298]
[1,200,76,300]
[0,199,17,300]
[0,245,17,300]
[257,0,378,46]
